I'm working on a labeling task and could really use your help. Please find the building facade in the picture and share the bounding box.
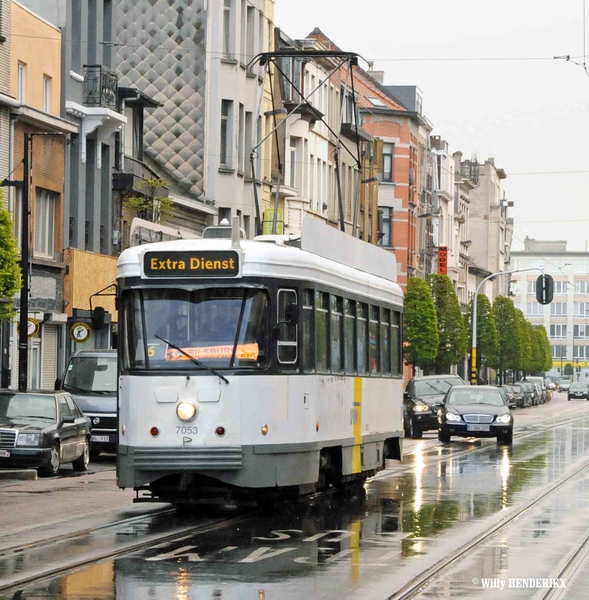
[116,0,275,240]
[511,239,589,379]
[7,1,77,388]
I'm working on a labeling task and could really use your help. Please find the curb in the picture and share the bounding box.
[0,469,37,480]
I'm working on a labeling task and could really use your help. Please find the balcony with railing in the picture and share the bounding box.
[83,65,118,110]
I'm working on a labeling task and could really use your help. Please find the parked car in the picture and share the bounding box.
[524,377,547,403]
[515,381,537,406]
[558,379,571,392]
[403,374,467,439]
[511,383,532,408]
[0,390,91,476]
[545,378,557,391]
[531,382,544,405]
[498,385,517,410]
[567,383,589,401]
[57,349,117,458]
[437,385,513,445]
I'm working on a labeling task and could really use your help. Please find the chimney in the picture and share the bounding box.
[368,70,385,85]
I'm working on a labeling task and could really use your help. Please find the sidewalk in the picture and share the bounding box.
[0,468,159,550]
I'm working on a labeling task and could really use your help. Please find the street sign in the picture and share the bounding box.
[438,246,448,275]
[262,209,284,235]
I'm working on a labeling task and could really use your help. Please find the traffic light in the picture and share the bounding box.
[536,274,554,305]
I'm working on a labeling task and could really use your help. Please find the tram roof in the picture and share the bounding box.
[118,219,403,303]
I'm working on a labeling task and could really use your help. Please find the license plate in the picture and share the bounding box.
[91,435,110,443]
[467,424,490,432]
[0,449,10,457]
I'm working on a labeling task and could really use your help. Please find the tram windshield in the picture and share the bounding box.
[122,288,269,370]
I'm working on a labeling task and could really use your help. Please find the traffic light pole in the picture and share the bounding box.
[470,267,545,385]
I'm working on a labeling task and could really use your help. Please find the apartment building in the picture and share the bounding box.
[5,1,77,388]
[116,0,275,240]
[511,239,589,378]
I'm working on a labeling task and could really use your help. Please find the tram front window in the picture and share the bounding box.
[123,288,269,370]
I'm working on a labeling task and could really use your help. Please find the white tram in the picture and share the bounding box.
[116,218,404,505]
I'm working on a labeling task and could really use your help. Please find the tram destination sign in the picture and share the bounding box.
[143,250,239,278]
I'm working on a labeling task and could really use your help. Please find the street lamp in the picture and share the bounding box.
[471,267,544,385]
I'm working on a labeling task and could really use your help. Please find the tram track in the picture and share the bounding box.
[0,510,256,593]
[387,446,589,599]
[2,408,586,596]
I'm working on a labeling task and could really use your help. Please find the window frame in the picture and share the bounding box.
[34,188,56,259]
[220,99,232,167]
[277,289,298,365]
[381,143,394,183]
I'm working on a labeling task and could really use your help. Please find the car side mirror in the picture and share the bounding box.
[54,378,62,391]
[62,415,75,424]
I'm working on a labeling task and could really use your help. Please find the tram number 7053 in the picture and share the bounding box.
[176,426,199,435]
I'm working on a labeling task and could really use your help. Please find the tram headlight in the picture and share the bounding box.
[176,401,198,422]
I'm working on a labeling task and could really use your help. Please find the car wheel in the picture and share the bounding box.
[72,439,90,472]
[498,431,513,445]
[408,418,422,439]
[41,443,61,477]
[438,428,451,444]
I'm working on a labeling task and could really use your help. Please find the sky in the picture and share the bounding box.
[274,0,589,252]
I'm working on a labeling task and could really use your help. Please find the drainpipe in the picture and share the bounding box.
[0,92,20,109]
[8,114,19,212]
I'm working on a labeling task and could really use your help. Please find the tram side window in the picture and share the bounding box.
[123,292,145,367]
[302,289,314,372]
[391,311,401,376]
[315,291,329,373]
[381,308,391,375]
[330,295,343,373]
[357,302,368,374]
[344,299,356,374]
[277,289,298,364]
[369,306,380,374]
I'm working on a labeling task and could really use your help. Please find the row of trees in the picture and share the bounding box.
[403,275,552,378]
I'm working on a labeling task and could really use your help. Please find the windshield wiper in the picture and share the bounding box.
[20,415,54,420]
[63,384,87,394]
[154,335,229,385]
[425,382,446,394]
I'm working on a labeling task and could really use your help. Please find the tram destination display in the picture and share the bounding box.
[143,250,239,277]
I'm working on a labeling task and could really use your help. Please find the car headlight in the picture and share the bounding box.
[176,400,198,422]
[446,413,461,422]
[17,432,41,447]
[413,404,430,412]
[496,414,512,424]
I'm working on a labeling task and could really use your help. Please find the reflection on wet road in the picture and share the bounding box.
[8,416,589,600]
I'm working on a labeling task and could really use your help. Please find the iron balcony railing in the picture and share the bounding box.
[83,65,118,110]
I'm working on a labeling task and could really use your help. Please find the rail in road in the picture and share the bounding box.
[389,448,589,599]
[0,510,256,592]
[2,395,589,599]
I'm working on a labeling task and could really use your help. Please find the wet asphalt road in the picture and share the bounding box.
[4,391,589,600]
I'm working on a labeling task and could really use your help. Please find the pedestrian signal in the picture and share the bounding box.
[535,274,554,305]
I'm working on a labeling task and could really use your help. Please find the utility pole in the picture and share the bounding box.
[18,132,30,392]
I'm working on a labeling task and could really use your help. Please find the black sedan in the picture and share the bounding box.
[0,390,91,476]
[438,385,514,445]
[567,383,589,401]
